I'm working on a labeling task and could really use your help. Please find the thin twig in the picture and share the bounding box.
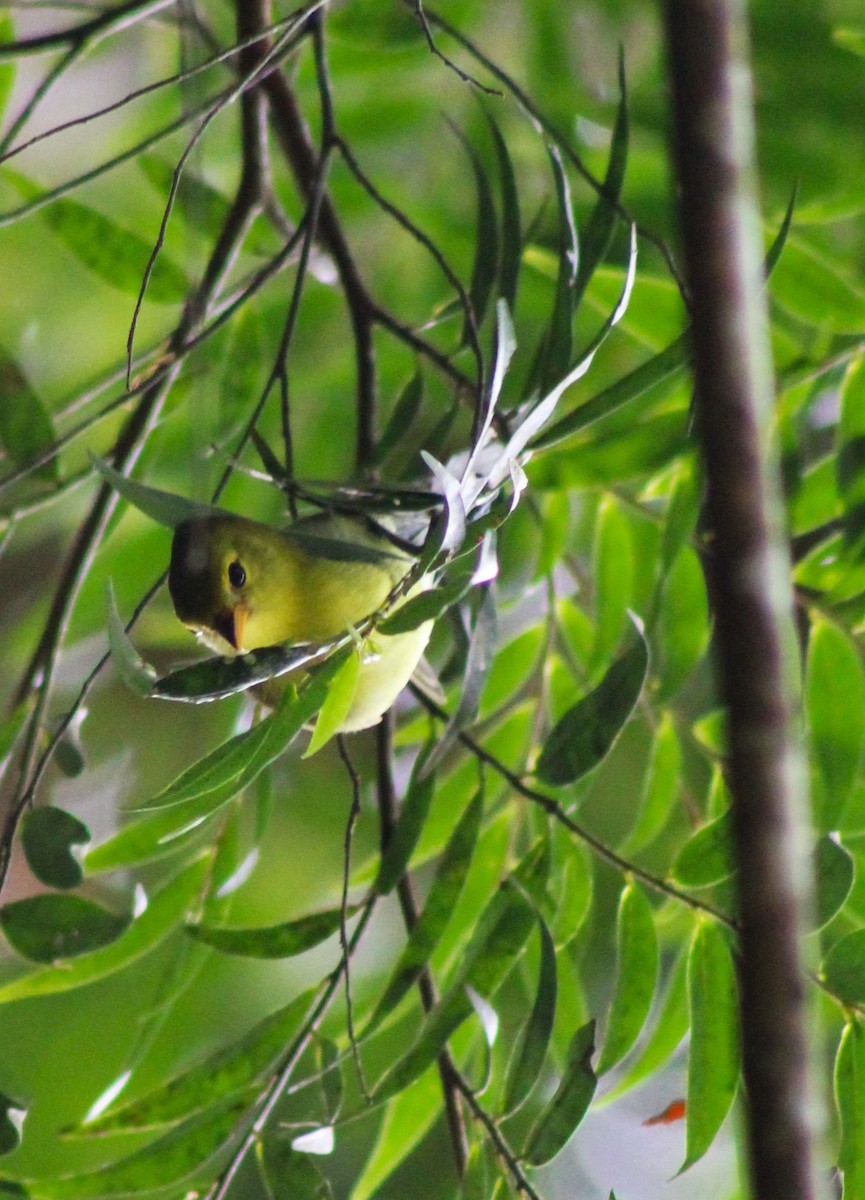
[336,734,369,1100]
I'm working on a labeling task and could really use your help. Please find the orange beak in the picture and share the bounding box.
[213,604,248,652]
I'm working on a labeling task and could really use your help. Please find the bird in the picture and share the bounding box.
[167,509,433,731]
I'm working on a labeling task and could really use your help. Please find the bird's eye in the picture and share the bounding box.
[228,560,246,588]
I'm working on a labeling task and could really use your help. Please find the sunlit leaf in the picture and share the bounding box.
[835,1019,865,1200]
[350,1066,441,1200]
[624,712,681,853]
[682,921,739,1171]
[672,811,735,888]
[596,883,658,1075]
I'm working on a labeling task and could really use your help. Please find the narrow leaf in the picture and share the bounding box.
[522,1020,597,1166]
[374,370,424,467]
[350,1066,441,1200]
[814,835,854,930]
[487,112,521,312]
[365,792,483,1034]
[835,1019,865,1200]
[623,712,681,853]
[596,883,658,1075]
[455,126,499,344]
[91,455,219,528]
[806,616,865,830]
[106,579,157,697]
[0,351,57,482]
[76,989,315,1135]
[682,921,739,1171]
[541,145,578,391]
[303,650,360,757]
[536,628,648,786]
[188,903,356,960]
[42,197,188,303]
[604,948,689,1101]
[502,917,558,1114]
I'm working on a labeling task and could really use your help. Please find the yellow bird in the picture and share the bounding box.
[167,510,433,731]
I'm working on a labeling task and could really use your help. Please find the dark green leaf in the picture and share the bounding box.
[0,1091,25,1157]
[522,1020,597,1165]
[374,753,437,896]
[0,856,210,1003]
[374,371,424,467]
[378,571,471,635]
[21,806,89,889]
[0,352,56,482]
[574,50,628,306]
[672,811,735,888]
[682,921,739,1171]
[0,894,129,964]
[455,126,498,343]
[535,630,648,786]
[486,111,521,312]
[187,903,356,959]
[502,917,558,1114]
[91,456,219,529]
[835,1019,865,1200]
[821,929,865,1004]
[596,883,658,1075]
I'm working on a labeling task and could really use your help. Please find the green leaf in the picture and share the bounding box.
[596,883,658,1075]
[373,370,424,467]
[303,650,360,757]
[0,704,28,770]
[371,883,536,1103]
[604,948,689,1102]
[487,111,521,313]
[806,616,865,830]
[522,1019,597,1166]
[91,455,219,529]
[540,146,578,392]
[0,895,129,963]
[456,126,498,344]
[0,1090,25,1157]
[835,1019,865,1200]
[502,917,558,1114]
[365,792,482,1035]
[814,835,854,929]
[532,329,691,450]
[378,571,471,634]
[770,234,865,333]
[374,753,437,896]
[623,712,681,853]
[106,579,158,698]
[682,921,739,1171]
[0,351,57,482]
[15,1094,253,1198]
[592,496,633,665]
[187,903,356,959]
[656,545,709,698]
[0,16,16,125]
[535,629,648,786]
[258,1136,332,1200]
[21,806,89,890]
[350,1065,441,1200]
[672,810,735,888]
[0,857,210,1002]
[574,49,628,306]
[41,197,188,303]
[75,989,315,1135]
[131,681,323,813]
[822,929,865,1004]
[691,708,728,756]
